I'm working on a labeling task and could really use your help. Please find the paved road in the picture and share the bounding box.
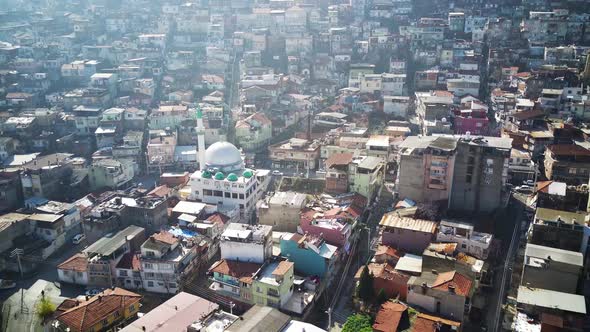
[486,195,526,332]
[326,184,395,330]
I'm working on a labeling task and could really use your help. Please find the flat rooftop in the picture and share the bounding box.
[84,225,144,257]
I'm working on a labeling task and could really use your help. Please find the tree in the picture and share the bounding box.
[357,265,374,301]
[376,288,388,305]
[342,314,373,332]
[36,297,56,321]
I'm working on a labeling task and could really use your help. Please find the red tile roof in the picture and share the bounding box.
[57,253,88,272]
[206,212,230,225]
[272,261,294,276]
[373,301,408,332]
[412,313,461,332]
[209,259,262,284]
[147,185,172,198]
[536,180,553,193]
[431,271,472,296]
[115,252,141,271]
[325,153,354,168]
[375,245,404,261]
[151,231,179,245]
[56,288,141,332]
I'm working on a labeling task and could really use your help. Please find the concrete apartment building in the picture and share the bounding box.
[397,136,458,204]
[521,243,583,294]
[436,220,493,260]
[448,136,512,213]
[257,191,307,232]
[220,223,273,264]
[544,144,590,184]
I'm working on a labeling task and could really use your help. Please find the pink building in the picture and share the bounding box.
[299,209,352,248]
[454,100,489,135]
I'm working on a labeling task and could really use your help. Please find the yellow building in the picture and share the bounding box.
[52,287,141,332]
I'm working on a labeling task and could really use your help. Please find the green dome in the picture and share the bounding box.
[227,173,238,181]
[243,169,253,178]
[201,170,212,178]
[214,172,225,180]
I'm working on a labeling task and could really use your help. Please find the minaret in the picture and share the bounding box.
[196,105,206,171]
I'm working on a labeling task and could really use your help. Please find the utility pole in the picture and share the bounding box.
[325,307,332,330]
[10,248,24,278]
[229,301,235,315]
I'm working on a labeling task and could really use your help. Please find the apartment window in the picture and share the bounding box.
[102,319,108,327]
[144,263,153,269]
[120,270,128,277]
[569,168,577,174]
[129,304,136,311]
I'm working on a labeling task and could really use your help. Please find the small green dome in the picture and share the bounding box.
[202,170,212,178]
[214,172,225,180]
[243,169,253,178]
[227,173,238,181]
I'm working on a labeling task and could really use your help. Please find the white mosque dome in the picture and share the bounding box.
[204,141,244,172]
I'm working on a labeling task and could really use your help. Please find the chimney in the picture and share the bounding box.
[98,295,102,302]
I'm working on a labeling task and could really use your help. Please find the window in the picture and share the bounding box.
[461,244,467,249]
[232,193,238,199]
[466,175,472,183]
[129,304,136,311]
[102,319,108,327]
[239,194,244,199]
[120,270,128,277]
[224,192,230,198]
[144,263,153,269]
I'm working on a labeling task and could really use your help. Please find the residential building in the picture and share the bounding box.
[379,213,438,254]
[209,259,263,304]
[448,136,512,213]
[140,230,208,294]
[115,252,142,290]
[529,207,589,254]
[120,292,221,332]
[269,138,320,171]
[407,270,474,322]
[354,262,410,300]
[508,149,536,183]
[147,133,177,174]
[82,226,146,287]
[279,233,338,278]
[372,301,409,332]
[521,243,583,293]
[220,223,273,264]
[436,220,493,260]
[251,260,295,308]
[544,144,590,184]
[324,153,384,201]
[51,288,141,332]
[89,158,135,190]
[383,96,411,117]
[235,112,273,152]
[57,253,89,286]
[257,191,307,232]
[397,136,458,204]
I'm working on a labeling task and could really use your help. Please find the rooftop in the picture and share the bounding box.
[380,214,438,233]
[84,225,144,257]
[525,243,583,267]
[517,286,586,314]
[120,292,219,332]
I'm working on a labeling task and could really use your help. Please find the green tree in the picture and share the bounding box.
[376,288,388,305]
[342,314,373,332]
[357,265,374,301]
[36,297,56,321]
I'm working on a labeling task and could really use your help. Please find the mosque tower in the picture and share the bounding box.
[196,105,206,171]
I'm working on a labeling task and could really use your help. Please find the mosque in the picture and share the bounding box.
[189,108,271,220]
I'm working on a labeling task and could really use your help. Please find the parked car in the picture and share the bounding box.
[515,185,533,193]
[272,170,283,176]
[0,279,16,290]
[72,233,86,244]
[522,180,535,186]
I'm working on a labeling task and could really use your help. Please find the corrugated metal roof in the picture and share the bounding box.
[380,213,438,233]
